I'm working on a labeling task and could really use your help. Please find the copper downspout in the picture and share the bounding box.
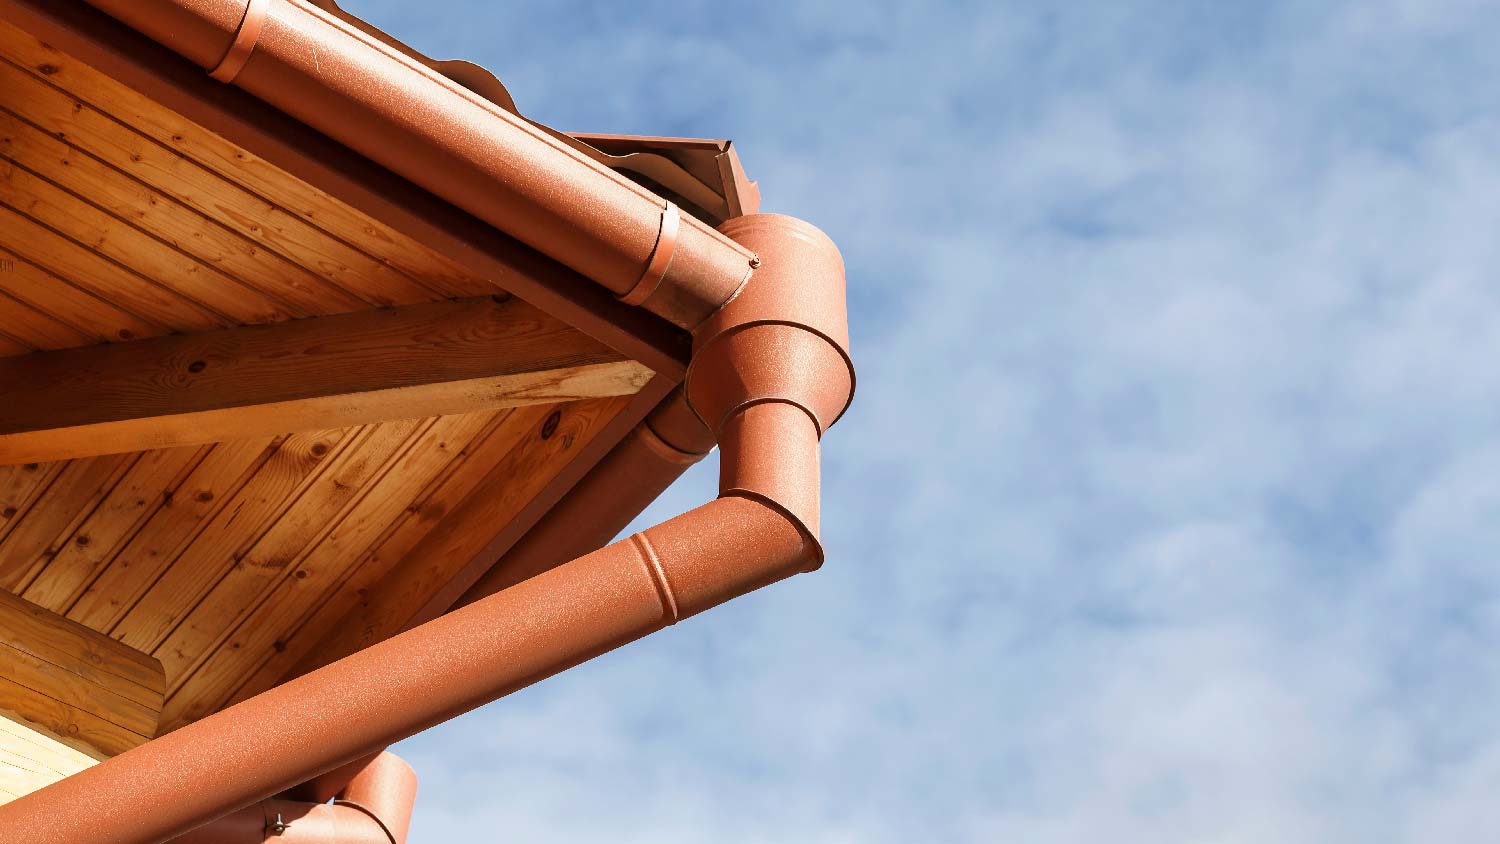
[168,752,418,844]
[77,0,757,330]
[0,215,851,844]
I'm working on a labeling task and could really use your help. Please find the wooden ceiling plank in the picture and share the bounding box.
[0,333,30,358]
[0,287,89,353]
[0,20,495,300]
[222,406,543,708]
[0,108,370,318]
[65,437,278,632]
[0,203,222,334]
[0,253,161,346]
[153,415,433,690]
[0,56,465,310]
[19,444,205,615]
[0,297,652,466]
[0,454,136,594]
[111,428,350,655]
[159,411,501,728]
[0,157,298,325]
[0,462,65,548]
[289,395,633,676]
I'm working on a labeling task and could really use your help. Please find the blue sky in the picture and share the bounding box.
[325,1,1500,840]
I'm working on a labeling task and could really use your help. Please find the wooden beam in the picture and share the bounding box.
[0,297,654,465]
[0,589,163,771]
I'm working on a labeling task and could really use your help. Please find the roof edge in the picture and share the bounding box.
[0,0,693,378]
[75,0,758,330]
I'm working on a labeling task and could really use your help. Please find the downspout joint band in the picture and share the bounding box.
[630,533,679,625]
[618,202,680,306]
[209,0,273,83]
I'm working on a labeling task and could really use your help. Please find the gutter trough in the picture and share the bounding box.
[77,0,759,330]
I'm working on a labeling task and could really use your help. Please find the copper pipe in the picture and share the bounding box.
[168,752,417,844]
[0,214,851,844]
[75,0,756,330]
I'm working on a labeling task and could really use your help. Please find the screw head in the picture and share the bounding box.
[749,255,762,269]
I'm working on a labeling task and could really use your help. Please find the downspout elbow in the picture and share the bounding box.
[626,213,855,620]
[689,213,853,549]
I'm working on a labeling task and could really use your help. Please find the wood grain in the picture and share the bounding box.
[285,395,634,678]
[19,445,205,614]
[0,108,369,319]
[0,590,163,758]
[0,19,494,299]
[0,297,652,465]
[0,157,297,325]
[157,411,501,727]
[65,437,279,633]
[0,54,471,311]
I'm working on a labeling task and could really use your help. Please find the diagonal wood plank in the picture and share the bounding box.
[0,297,653,465]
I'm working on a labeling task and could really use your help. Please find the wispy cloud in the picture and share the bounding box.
[330,0,1500,840]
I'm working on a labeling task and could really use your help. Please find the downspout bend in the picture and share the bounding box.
[686,213,854,551]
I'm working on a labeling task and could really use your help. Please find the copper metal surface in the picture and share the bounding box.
[719,401,822,544]
[168,751,415,843]
[205,0,268,82]
[279,750,384,806]
[565,134,759,223]
[77,0,756,330]
[332,752,418,844]
[619,202,681,307]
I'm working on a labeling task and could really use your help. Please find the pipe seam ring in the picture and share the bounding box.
[619,202,680,306]
[209,0,273,83]
[716,489,826,571]
[630,532,679,624]
[685,321,856,436]
[636,420,710,465]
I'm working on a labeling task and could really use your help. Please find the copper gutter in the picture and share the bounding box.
[75,0,759,331]
[0,214,852,844]
[167,751,417,844]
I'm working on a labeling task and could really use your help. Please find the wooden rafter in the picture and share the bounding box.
[0,297,652,465]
